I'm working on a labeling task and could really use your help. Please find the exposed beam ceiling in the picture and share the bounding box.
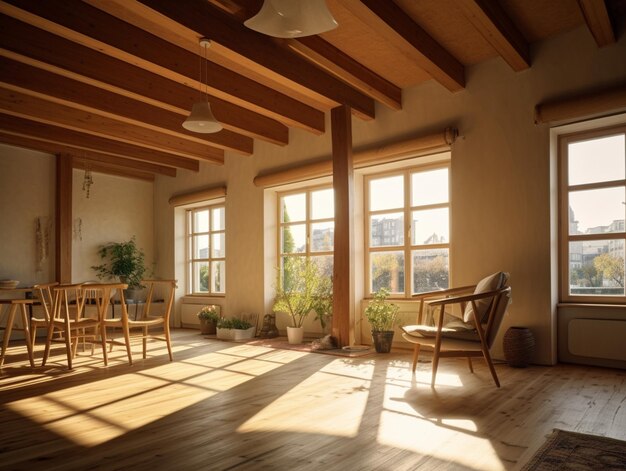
[0,0,620,181]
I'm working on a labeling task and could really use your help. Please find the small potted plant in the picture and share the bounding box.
[273,258,324,344]
[197,305,220,335]
[92,237,148,301]
[216,317,255,341]
[365,288,399,353]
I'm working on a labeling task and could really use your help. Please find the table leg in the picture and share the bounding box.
[0,305,17,367]
[19,304,36,368]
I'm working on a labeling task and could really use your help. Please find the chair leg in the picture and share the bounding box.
[482,348,500,388]
[19,305,35,368]
[164,322,173,361]
[411,344,420,373]
[123,324,133,365]
[64,327,73,370]
[1,305,17,367]
[431,349,440,388]
[143,326,148,359]
[467,357,474,373]
[41,322,55,367]
[100,322,108,367]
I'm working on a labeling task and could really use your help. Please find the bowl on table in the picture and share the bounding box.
[0,280,19,289]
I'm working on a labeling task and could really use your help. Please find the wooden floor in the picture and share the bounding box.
[1,329,625,471]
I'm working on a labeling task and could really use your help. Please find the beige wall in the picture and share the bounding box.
[0,144,56,286]
[154,26,626,364]
[72,171,154,284]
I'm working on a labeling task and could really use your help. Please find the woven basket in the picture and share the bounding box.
[503,326,535,368]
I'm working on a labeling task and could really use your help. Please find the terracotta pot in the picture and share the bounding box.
[199,318,217,335]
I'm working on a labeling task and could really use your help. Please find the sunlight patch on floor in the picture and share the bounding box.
[6,344,306,447]
[238,358,374,437]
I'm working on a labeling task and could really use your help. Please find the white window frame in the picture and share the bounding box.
[186,204,226,296]
[364,162,451,298]
[558,124,626,304]
[277,184,334,279]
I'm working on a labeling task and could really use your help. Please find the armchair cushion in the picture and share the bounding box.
[401,323,480,342]
[463,272,508,323]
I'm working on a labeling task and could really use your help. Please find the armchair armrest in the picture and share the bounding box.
[428,287,509,307]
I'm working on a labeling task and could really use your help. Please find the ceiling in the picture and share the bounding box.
[0,0,623,181]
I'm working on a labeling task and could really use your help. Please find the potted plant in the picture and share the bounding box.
[197,305,220,335]
[273,257,324,344]
[91,237,148,301]
[313,275,333,336]
[365,288,399,353]
[216,317,255,341]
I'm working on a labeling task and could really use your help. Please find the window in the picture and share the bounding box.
[278,186,334,284]
[187,205,225,295]
[559,126,625,303]
[365,165,450,296]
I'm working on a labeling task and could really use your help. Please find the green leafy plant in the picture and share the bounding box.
[312,274,333,331]
[364,288,399,332]
[197,305,220,322]
[273,257,327,328]
[217,317,253,330]
[91,237,147,289]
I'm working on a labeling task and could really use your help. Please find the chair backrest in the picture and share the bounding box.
[463,272,509,324]
[82,282,125,320]
[485,286,512,348]
[142,279,177,324]
[52,283,86,322]
[32,282,58,321]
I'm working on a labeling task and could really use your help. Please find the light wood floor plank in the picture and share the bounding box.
[1,329,625,470]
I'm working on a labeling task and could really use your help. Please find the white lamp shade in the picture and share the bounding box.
[182,101,223,133]
[244,0,338,38]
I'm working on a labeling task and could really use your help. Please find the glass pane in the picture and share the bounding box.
[412,208,449,245]
[282,224,306,253]
[569,187,625,234]
[311,222,334,252]
[568,135,625,185]
[194,209,209,233]
[370,212,404,247]
[282,193,306,222]
[211,261,225,293]
[412,168,449,206]
[569,241,624,296]
[370,251,404,294]
[212,233,225,258]
[194,235,209,259]
[412,249,449,294]
[311,255,334,280]
[212,207,225,231]
[281,256,304,291]
[193,261,209,293]
[311,188,334,220]
[370,175,404,211]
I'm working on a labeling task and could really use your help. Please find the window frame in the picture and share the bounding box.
[186,203,226,296]
[277,184,334,281]
[558,124,626,304]
[364,162,451,298]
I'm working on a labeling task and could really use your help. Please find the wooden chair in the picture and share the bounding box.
[0,298,35,368]
[104,280,177,365]
[401,272,511,387]
[30,282,59,348]
[41,283,108,369]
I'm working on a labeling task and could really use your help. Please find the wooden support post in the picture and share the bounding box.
[331,105,354,347]
[56,154,73,283]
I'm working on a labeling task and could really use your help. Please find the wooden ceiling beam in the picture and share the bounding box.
[0,18,289,146]
[0,114,200,171]
[0,1,324,135]
[457,0,530,71]
[0,88,224,164]
[0,132,176,177]
[72,157,156,182]
[0,57,253,156]
[577,0,616,47]
[284,36,402,110]
[343,0,465,92]
[136,0,376,120]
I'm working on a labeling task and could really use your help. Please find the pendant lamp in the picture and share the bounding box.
[244,0,338,38]
[183,38,223,134]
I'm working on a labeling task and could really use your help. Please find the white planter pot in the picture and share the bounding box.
[287,326,304,344]
[216,327,256,341]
